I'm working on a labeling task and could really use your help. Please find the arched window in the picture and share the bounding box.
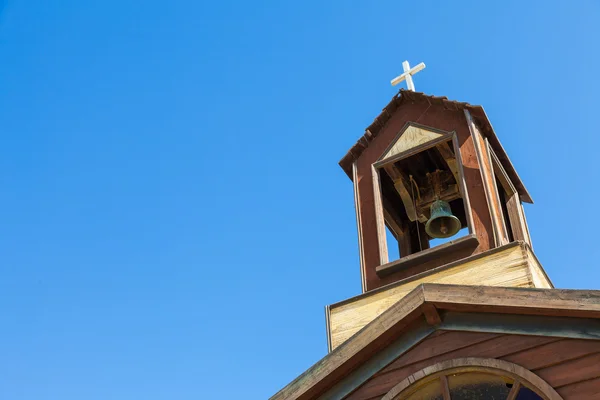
[382,358,562,400]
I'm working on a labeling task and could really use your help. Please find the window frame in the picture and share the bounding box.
[382,357,562,400]
[371,127,475,266]
[486,139,532,247]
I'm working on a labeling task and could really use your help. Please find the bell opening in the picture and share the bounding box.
[377,136,472,261]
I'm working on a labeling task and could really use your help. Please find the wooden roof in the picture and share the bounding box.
[338,90,533,203]
[271,284,600,400]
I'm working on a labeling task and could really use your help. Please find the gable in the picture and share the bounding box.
[378,123,444,162]
[346,330,600,399]
[270,285,600,400]
[338,90,533,204]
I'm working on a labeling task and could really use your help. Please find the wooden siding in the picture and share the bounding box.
[345,331,600,400]
[328,243,551,350]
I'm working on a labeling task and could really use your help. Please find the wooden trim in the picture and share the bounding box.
[424,285,600,319]
[422,304,442,326]
[381,358,563,400]
[452,133,475,235]
[520,202,533,249]
[376,122,455,163]
[353,162,367,293]
[506,381,522,400]
[485,138,510,244]
[321,322,434,400]
[487,141,532,245]
[465,109,500,248]
[329,241,529,310]
[441,312,600,340]
[373,131,455,169]
[376,234,479,277]
[269,287,426,400]
[440,374,451,400]
[372,165,389,265]
[325,305,332,353]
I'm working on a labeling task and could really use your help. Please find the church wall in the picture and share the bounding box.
[355,100,495,291]
[344,330,600,399]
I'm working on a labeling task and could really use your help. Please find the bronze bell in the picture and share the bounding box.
[425,199,461,239]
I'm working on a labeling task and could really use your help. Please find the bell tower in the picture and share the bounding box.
[339,67,533,292]
[271,63,600,400]
[330,61,549,350]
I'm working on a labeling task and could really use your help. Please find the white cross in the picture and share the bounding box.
[390,60,426,91]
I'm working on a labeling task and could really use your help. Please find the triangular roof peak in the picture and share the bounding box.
[339,90,532,203]
[271,284,600,400]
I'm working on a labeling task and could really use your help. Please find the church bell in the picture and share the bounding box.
[425,199,461,239]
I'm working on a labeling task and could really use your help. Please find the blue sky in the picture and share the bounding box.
[0,1,599,399]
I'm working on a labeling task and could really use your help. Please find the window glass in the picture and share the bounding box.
[515,386,544,400]
[447,372,513,400]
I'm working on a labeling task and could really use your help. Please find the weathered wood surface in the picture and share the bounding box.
[379,358,562,400]
[379,124,443,162]
[270,287,426,400]
[328,242,551,350]
[272,284,600,400]
[347,331,600,400]
[352,99,494,291]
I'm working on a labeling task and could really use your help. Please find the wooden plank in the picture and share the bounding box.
[353,162,367,293]
[535,352,600,388]
[423,285,600,319]
[422,304,442,326]
[557,377,600,399]
[376,234,478,277]
[451,133,475,235]
[506,382,521,400]
[372,165,389,265]
[436,141,460,182]
[466,109,503,248]
[525,244,553,288]
[503,339,600,370]
[382,331,503,373]
[441,311,600,341]
[383,164,420,222]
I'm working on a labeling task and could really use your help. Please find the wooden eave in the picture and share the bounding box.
[270,284,600,400]
[338,90,533,203]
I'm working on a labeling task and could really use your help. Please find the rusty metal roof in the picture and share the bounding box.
[338,89,532,203]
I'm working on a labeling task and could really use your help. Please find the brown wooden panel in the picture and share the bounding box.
[345,332,558,400]
[503,339,600,370]
[558,377,600,399]
[535,352,600,388]
[381,331,501,373]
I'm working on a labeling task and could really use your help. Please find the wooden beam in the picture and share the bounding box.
[372,166,389,266]
[422,304,442,326]
[436,141,460,182]
[383,164,426,222]
[416,184,461,211]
